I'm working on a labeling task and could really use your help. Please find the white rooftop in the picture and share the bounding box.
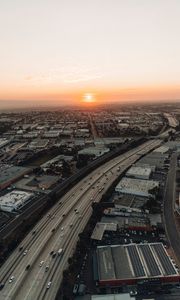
[0,190,33,212]
[126,166,151,178]
[115,177,159,198]
[153,146,169,154]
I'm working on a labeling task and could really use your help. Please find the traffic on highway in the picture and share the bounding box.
[0,139,162,300]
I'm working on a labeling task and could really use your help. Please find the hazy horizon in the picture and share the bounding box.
[1,0,180,106]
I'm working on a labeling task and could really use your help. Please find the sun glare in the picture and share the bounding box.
[83,93,96,103]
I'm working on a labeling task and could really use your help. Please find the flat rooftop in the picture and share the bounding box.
[96,243,179,282]
[115,177,159,197]
[92,294,134,300]
[0,165,30,187]
[114,194,148,209]
[91,222,117,240]
[126,166,152,179]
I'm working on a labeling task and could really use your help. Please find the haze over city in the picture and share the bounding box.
[2,1,180,299]
[1,0,180,108]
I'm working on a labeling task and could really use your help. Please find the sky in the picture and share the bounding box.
[1,0,180,107]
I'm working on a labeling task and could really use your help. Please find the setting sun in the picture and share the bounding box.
[83,93,96,103]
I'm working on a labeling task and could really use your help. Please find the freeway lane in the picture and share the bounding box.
[163,152,180,265]
[0,139,162,300]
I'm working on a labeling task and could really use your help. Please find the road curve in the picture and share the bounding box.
[0,139,162,300]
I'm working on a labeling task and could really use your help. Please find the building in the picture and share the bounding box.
[91,294,135,300]
[126,166,152,180]
[91,222,117,240]
[153,146,169,154]
[101,214,151,231]
[0,138,9,149]
[15,175,59,192]
[114,194,148,210]
[78,146,110,158]
[115,178,159,198]
[136,152,168,169]
[0,190,33,212]
[28,139,49,150]
[0,165,31,190]
[95,243,180,287]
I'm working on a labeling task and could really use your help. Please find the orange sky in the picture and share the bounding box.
[1,0,180,107]
[1,85,180,107]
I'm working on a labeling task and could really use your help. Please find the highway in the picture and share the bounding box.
[0,139,162,300]
[163,152,180,265]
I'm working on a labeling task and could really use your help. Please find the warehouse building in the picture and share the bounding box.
[95,243,180,287]
[91,222,117,241]
[126,166,152,180]
[101,215,151,231]
[15,175,59,192]
[153,146,169,154]
[115,178,159,198]
[113,194,148,210]
[136,152,168,169]
[0,165,31,190]
[78,146,110,158]
[91,294,135,300]
[0,190,33,212]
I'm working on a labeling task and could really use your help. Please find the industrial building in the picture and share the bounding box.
[153,146,169,154]
[126,166,152,180]
[15,175,59,192]
[95,243,180,287]
[136,152,168,169]
[113,194,148,210]
[91,222,117,241]
[0,165,31,190]
[115,177,159,198]
[101,214,151,231]
[0,138,9,149]
[28,139,49,150]
[78,146,110,158]
[91,294,135,300]
[0,190,33,212]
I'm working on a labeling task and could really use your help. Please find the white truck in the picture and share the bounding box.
[58,248,63,256]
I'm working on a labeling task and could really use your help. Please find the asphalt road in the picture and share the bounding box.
[0,139,162,300]
[163,152,180,265]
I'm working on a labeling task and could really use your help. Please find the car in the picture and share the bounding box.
[23,250,28,256]
[9,276,15,283]
[52,253,56,258]
[70,223,73,227]
[19,246,23,251]
[39,261,44,267]
[47,281,51,289]
[62,214,66,217]
[26,264,30,270]
[50,251,54,255]
[0,283,4,290]
[45,266,49,272]
[32,230,36,235]
[61,227,64,231]
[51,228,56,233]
